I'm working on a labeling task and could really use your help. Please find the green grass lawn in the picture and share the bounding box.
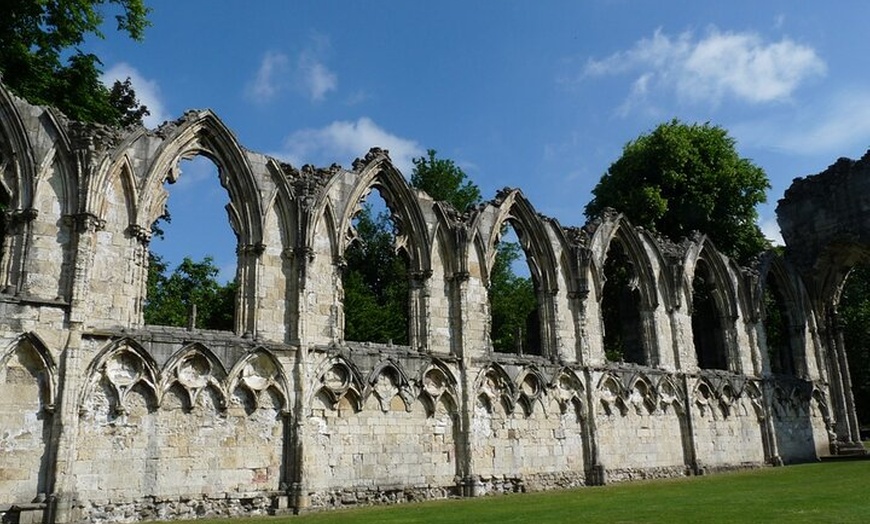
[172,461,870,524]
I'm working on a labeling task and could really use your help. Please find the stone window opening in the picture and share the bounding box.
[489,222,541,356]
[143,156,239,331]
[691,259,729,370]
[341,188,411,346]
[601,238,646,365]
[762,273,797,375]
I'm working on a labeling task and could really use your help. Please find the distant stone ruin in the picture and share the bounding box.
[0,81,864,523]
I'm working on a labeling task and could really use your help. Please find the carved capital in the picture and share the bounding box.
[74,213,106,233]
[448,271,469,283]
[237,243,266,256]
[127,224,152,244]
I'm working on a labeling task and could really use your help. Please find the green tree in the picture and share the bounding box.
[343,204,409,344]
[0,0,151,125]
[585,119,770,262]
[342,149,537,352]
[144,255,236,331]
[841,265,870,426]
[411,149,481,211]
[489,241,538,353]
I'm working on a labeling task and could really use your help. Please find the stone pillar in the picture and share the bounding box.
[823,308,854,445]
[67,213,104,323]
[581,367,605,485]
[409,270,432,351]
[680,374,704,476]
[760,380,783,466]
[46,324,86,524]
[832,311,861,444]
[639,307,658,367]
[448,270,477,495]
[128,225,151,326]
[237,243,265,338]
[3,208,37,294]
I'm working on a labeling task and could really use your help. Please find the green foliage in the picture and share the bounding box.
[343,205,409,344]
[841,265,870,425]
[0,0,151,125]
[342,150,538,352]
[489,240,538,354]
[585,119,770,262]
[144,255,236,331]
[411,149,481,211]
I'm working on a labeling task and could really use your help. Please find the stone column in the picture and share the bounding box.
[581,367,605,485]
[67,213,105,323]
[409,270,432,351]
[448,271,477,496]
[237,243,265,338]
[2,208,37,294]
[680,374,704,476]
[46,324,86,524]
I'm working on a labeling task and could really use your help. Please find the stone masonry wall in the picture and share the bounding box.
[0,83,858,523]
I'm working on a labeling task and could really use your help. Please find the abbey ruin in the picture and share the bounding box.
[0,80,867,523]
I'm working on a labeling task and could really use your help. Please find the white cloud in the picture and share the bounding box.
[278,117,423,175]
[298,51,337,102]
[245,36,338,104]
[584,27,826,111]
[733,89,870,156]
[101,62,169,128]
[245,51,290,103]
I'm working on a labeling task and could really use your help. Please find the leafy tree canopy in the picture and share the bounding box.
[411,149,481,211]
[841,265,870,426]
[343,204,409,344]
[145,255,236,331]
[585,119,770,262]
[0,0,151,125]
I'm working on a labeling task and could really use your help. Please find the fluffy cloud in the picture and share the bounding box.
[278,118,423,175]
[245,38,338,103]
[298,50,337,102]
[245,51,290,102]
[585,27,826,111]
[100,62,169,128]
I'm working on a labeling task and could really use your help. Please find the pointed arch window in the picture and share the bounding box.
[489,222,540,355]
[144,156,238,331]
[601,238,646,364]
[763,272,796,375]
[692,259,729,370]
[342,189,410,345]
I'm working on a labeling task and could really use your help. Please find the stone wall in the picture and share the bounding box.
[0,82,860,524]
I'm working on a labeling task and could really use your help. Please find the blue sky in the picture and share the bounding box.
[88,1,870,280]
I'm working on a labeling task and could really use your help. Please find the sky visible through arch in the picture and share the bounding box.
[87,2,870,281]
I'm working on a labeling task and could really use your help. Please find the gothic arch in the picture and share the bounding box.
[80,338,160,412]
[0,332,57,408]
[0,83,35,210]
[336,150,431,273]
[476,189,558,292]
[137,110,262,247]
[588,214,659,310]
[309,354,366,411]
[756,253,809,376]
[227,348,290,413]
[475,363,517,414]
[473,189,560,357]
[160,343,229,410]
[685,237,740,371]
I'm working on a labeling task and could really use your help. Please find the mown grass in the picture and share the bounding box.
[169,461,870,524]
